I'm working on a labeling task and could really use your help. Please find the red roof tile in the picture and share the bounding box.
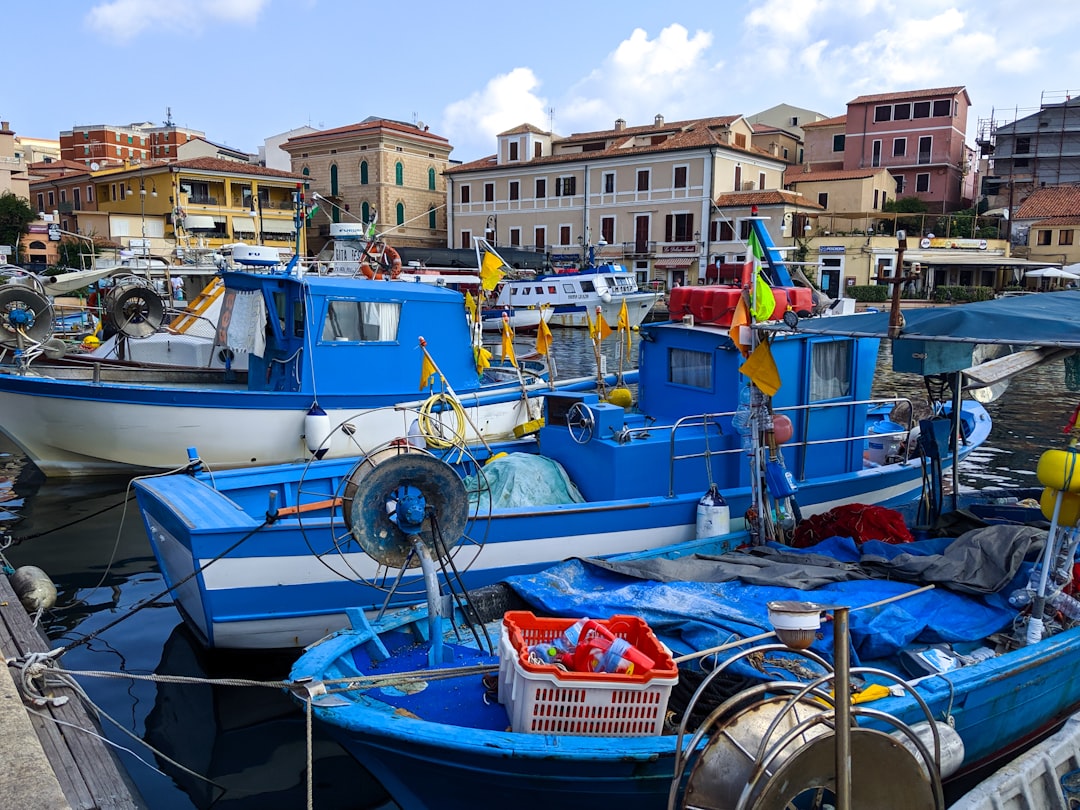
[801,115,847,129]
[714,189,823,209]
[284,118,449,146]
[1015,185,1080,219]
[784,167,892,183]
[847,86,969,105]
[172,156,307,180]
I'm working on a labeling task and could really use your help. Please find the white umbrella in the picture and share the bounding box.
[1063,262,1080,275]
[1026,267,1080,279]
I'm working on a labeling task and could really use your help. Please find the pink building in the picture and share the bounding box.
[842,86,972,212]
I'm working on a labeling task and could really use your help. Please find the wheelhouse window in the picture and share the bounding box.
[810,341,852,401]
[669,348,712,389]
[321,300,401,342]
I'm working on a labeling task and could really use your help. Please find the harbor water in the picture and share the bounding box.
[0,330,1075,809]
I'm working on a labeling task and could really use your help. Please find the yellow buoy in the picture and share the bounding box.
[1041,487,1080,526]
[607,387,633,409]
[81,335,101,349]
[1037,449,1080,493]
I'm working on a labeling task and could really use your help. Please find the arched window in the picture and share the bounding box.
[361,202,370,223]
[428,167,436,191]
[302,166,310,190]
[396,202,404,225]
[360,161,369,185]
[395,162,404,186]
[29,240,46,249]
[330,163,339,196]
[428,206,436,229]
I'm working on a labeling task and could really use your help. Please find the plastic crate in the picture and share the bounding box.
[497,611,678,736]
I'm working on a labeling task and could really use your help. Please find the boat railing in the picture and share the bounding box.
[773,397,915,481]
[663,397,915,497]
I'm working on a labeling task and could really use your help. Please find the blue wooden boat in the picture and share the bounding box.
[131,328,989,649]
[0,226,570,478]
[285,288,1080,809]
[130,219,995,649]
[286,481,1080,810]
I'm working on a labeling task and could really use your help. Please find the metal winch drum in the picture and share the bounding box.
[105,280,166,339]
[342,450,469,569]
[0,285,53,347]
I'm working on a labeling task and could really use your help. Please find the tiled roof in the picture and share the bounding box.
[1031,216,1080,227]
[172,156,307,180]
[499,123,548,136]
[284,118,448,146]
[1015,185,1080,219]
[714,189,824,209]
[801,115,847,129]
[448,115,770,174]
[848,86,968,105]
[784,167,891,183]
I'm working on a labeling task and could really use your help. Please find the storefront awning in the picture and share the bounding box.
[232,216,256,233]
[183,215,217,231]
[655,257,693,268]
[260,218,296,234]
[905,253,1057,268]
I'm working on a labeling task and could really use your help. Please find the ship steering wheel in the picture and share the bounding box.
[566,402,595,444]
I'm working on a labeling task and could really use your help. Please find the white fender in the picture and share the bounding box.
[305,403,332,459]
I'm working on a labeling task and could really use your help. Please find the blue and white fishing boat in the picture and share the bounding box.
[131,220,999,648]
[485,262,660,330]
[0,229,571,477]
[286,288,1080,810]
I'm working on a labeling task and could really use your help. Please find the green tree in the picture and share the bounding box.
[0,192,37,263]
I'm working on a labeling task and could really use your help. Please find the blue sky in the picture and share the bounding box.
[7,0,1079,163]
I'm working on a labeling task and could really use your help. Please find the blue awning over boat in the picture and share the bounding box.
[767,290,1080,349]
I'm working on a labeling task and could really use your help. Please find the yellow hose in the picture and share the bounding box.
[418,393,468,449]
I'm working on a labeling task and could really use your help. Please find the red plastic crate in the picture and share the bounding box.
[497,611,678,736]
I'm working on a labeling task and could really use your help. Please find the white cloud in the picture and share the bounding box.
[86,0,270,42]
[442,68,549,159]
[559,25,716,131]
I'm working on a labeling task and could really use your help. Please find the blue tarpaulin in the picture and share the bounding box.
[505,532,1033,677]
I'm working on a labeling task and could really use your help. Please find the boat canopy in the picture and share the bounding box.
[769,290,1080,349]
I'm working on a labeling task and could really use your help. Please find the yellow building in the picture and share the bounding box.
[84,157,309,261]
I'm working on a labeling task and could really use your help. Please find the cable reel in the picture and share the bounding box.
[104,278,166,339]
[0,284,53,348]
[342,450,469,569]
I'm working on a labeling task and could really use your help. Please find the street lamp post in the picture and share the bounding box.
[137,173,157,260]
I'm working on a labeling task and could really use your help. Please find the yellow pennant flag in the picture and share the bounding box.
[587,310,598,340]
[729,294,751,359]
[474,344,492,374]
[419,350,437,390]
[480,250,505,291]
[739,339,782,396]
[500,318,517,367]
[535,313,553,356]
[464,291,477,323]
[596,309,613,341]
[616,297,631,353]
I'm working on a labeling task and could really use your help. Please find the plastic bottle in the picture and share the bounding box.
[529,618,591,665]
[1049,591,1080,621]
[572,635,655,675]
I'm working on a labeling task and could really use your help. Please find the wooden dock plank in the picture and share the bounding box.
[1,574,141,810]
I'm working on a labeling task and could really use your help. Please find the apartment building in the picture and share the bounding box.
[446,114,791,289]
[979,93,1080,218]
[282,118,452,253]
[842,87,972,211]
[0,121,29,199]
[799,88,973,212]
[60,121,206,168]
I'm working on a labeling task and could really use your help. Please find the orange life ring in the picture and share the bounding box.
[360,245,403,280]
